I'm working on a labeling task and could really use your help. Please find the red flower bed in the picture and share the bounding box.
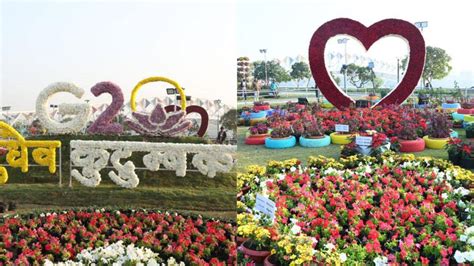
[0,209,236,265]
[267,105,427,137]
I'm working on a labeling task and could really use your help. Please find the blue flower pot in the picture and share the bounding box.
[452,112,465,121]
[265,136,296,149]
[299,135,331,148]
[450,130,459,138]
[442,103,461,109]
[249,111,267,119]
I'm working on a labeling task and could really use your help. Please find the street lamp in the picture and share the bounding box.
[337,38,349,93]
[259,49,268,86]
[214,99,222,137]
[414,21,428,89]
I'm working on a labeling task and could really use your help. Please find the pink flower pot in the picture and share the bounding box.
[241,240,271,263]
[245,134,269,145]
[399,138,425,152]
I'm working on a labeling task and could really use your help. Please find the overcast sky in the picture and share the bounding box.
[238,0,474,87]
[1,0,236,111]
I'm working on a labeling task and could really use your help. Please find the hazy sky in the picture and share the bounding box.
[1,0,236,111]
[238,0,474,87]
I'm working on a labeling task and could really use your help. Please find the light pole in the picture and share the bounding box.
[259,49,268,86]
[397,58,400,83]
[214,99,222,137]
[414,21,428,89]
[337,38,349,93]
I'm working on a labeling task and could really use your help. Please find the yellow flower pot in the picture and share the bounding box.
[465,115,474,123]
[423,135,448,150]
[330,132,355,145]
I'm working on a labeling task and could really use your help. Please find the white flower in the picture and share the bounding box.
[290,166,296,172]
[35,82,91,134]
[290,224,301,235]
[373,256,388,266]
[441,193,448,200]
[339,253,347,262]
[460,234,467,242]
[454,250,466,263]
[464,250,474,262]
[324,243,335,251]
[70,140,236,188]
[454,187,470,196]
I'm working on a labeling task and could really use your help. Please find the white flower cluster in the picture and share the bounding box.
[373,256,388,266]
[70,140,236,188]
[43,241,185,266]
[455,226,474,263]
[35,82,91,134]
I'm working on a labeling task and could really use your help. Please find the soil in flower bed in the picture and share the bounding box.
[0,209,236,265]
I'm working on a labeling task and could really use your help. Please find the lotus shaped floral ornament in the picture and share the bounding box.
[125,103,192,136]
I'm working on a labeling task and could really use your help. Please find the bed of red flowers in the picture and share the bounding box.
[267,104,428,137]
[0,209,236,265]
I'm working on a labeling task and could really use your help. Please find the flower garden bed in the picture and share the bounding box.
[0,209,236,265]
[237,154,473,265]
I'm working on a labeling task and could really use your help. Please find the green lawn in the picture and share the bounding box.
[236,126,462,171]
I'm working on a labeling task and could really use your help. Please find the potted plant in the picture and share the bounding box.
[253,101,271,111]
[240,226,273,263]
[245,123,270,145]
[299,118,330,148]
[265,125,296,149]
[446,138,474,168]
[353,131,391,156]
[291,120,305,141]
[423,112,453,149]
[396,120,425,152]
[441,99,461,110]
[264,235,315,266]
[330,118,359,145]
[466,123,474,138]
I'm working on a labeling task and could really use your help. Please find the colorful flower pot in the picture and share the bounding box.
[299,135,331,148]
[450,130,459,138]
[423,136,449,149]
[457,108,474,115]
[249,111,267,119]
[249,118,267,126]
[265,136,296,149]
[399,138,425,152]
[241,240,271,263]
[330,132,355,145]
[465,115,474,123]
[245,134,269,145]
[236,236,248,247]
[253,105,271,111]
[452,112,465,121]
[442,103,461,109]
[264,255,278,266]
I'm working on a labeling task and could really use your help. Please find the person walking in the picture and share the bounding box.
[217,126,227,144]
[254,79,262,101]
[270,80,279,97]
[240,80,247,101]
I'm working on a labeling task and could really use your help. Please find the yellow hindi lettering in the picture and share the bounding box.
[0,122,61,184]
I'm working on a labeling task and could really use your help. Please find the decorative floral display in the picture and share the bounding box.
[0,122,61,184]
[70,140,236,188]
[126,104,192,137]
[237,154,473,264]
[163,105,210,138]
[130,77,187,112]
[86,81,124,135]
[43,241,184,265]
[35,82,91,134]
[0,209,236,265]
[266,105,427,138]
[309,18,425,109]
[249,123,269,135]
[0,166,8,184]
